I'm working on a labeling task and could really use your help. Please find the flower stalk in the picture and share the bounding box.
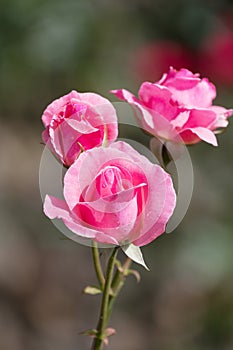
[92,246,119,350]
[92,242,105,291]
[108,257,132,318]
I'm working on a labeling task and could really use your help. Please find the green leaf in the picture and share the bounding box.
[122,244,149,270]
[83,285,102,295]
[80,329,98,337]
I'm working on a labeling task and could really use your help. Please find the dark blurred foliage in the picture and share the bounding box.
[0,1,233,349]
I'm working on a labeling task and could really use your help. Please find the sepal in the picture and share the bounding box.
[121,244,149,270]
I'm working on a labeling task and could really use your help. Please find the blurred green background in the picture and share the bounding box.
[0,0,233,349]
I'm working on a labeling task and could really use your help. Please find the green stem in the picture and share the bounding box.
[107,257,132,321]
[92,242,105,290]
[92,247,118,350]
[112,257,132,294]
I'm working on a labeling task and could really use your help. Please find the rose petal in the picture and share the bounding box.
[111,142,176,245]
[133,165,176,246]
[64,145,148,210]
[181,127,218,146]
[133,174,176,246]
[159,68,217,108]
[42,91,79,127]
[49,120,82,164]
[158,67,200,88]
[65,118,99,134]
[182,108,217,129]
[44,195,119,245]
[138,82,178,121]
[170,111,190,129]
[76,199,137,228]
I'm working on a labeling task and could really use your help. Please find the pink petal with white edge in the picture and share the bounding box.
[111,88,177,141]
[42,127,50,144]
[44,195,118,245]
[44,195,70,220]
[133,165,176,246]
[138,82,178,121]
[210,106,233,122]
[44,195,95,239]
[170,111,190,129]
[158,67,200,87]
[182,109,217,129]
[180,127,218,146]
[74,195,140,243]
[42,91,78,127]
[172,78,216,108]
[159,68,217,108]
[135,103,177,141]
[95,235,118,245]
[49,119,82,162]
[214,119,228,128]
[65,117,99,134]
[110,88,140,104]
[189,127,218,146]
[74,189,139,226]
[111,88,155,129]
[70,92,118,139]
[42,127,57,155]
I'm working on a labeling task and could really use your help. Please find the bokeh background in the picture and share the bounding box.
[0,0,233,349]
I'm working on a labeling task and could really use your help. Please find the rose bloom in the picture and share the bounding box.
[111,67,233,146]
[44,141,176,246]
[42,90,118,167]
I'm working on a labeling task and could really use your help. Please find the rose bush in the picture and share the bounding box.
[41,90,118,167]
[44,141,176,247]
[111,67,233,146]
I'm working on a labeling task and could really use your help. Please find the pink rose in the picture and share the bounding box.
[44,141,176,247]
[41,90,118,167]
[111,67,233,146]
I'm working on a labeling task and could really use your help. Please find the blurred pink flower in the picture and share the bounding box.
[132,41,194,82]
[41,91,118,167]
[44,141,176,246]
[199,31,233,86]
[111,67,232,146]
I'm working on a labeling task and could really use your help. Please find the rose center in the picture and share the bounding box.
[97,166,131,198]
